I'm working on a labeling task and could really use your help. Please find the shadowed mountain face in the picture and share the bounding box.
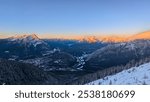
[45,39,106,56]
[0,59,58,85]
[22,51,77,71]
[85,40,150,70]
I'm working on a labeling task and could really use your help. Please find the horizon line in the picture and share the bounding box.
[0,30,150,40]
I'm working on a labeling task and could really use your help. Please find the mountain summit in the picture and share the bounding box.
[8,34,47,48]
[10,34,40,41]
[0,34,50,59]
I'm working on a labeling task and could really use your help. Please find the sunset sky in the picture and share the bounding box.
[0,0,150,38]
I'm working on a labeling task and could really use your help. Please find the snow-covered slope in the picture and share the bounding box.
[87,62,150,85]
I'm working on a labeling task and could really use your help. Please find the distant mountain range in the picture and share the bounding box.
[1,30,150,43]
[79,31,150,43]
[41,31,150,43]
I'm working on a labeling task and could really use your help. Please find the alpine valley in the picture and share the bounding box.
[0,31,150,85]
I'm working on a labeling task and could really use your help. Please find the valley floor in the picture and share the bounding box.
[87,62,150,85]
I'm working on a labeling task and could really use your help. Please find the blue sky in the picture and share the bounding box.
[0,0,150,37]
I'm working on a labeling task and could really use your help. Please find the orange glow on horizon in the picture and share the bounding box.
[39,30,150,43]
[38,33,131,43]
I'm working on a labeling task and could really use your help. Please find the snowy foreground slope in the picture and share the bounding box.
[87,62,150,85]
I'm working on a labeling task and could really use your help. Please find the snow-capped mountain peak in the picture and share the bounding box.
[79,36,99,43]
[10,34,40,41]
[8,34,47,47]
